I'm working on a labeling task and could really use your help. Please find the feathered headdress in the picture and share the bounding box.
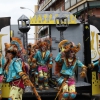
[70,43,81,53]
[32,43,38,50]
[5,43,11,51]
[10,37,23,51]
[36,40,42,49]
[44,38,52,45]
[40,38,52,49]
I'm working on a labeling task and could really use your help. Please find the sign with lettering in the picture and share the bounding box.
[30,11,80,25]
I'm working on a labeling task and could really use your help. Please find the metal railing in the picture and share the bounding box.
[39,0,52,11]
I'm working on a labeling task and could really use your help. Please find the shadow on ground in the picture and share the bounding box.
[2,94,92,100]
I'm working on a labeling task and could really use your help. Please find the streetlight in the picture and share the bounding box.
[20,7,38,41]
[18,14,30,62]
[20,7,35,14]
[55,17,68,41]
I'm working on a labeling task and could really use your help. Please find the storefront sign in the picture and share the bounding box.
[30,11,80,25]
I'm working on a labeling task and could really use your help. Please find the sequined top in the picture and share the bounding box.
[4,58,22,82]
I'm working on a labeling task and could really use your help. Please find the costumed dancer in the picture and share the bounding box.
[11,37,30,75]
[33,38,53,90]
[88,58,100,79]
[55,40,87,100]
[0,45,7,100]
[3,38,41,100]
[28,43,38,86]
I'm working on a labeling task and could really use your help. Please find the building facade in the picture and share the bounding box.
[11,25,24,44]
[65,0,100,22]
[36,0,65,40]
[34,0,100,39]
[34,5,39,43]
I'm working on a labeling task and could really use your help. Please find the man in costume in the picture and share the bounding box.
[33,38,53,90]
[28,43,38,86]
[11,37,30,75]
[3,37,41,100]
[55,40,87,100]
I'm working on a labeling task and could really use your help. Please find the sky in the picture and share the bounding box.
[0,0,38,43]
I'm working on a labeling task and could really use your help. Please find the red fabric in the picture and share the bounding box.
[10,79,25,89]
[0,75,4,83]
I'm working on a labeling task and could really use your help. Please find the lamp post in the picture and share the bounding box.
[18,14,30,62]
[55,17,68,41]
[20,7,38,42]
[20,7,35,14]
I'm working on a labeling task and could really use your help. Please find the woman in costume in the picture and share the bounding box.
[3,38,41,100]
[55,40,87,100]
[33,38,53,90]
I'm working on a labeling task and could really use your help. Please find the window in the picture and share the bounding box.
[71,0,76,6]
[65,0,70,10]
[77,0,82,3]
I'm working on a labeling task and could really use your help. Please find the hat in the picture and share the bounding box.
[58,40,69,48]
[58,40,72,52]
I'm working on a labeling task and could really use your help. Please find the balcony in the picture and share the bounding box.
[39,0,52,11]
[65,0,89,11]
[39,0,57,11]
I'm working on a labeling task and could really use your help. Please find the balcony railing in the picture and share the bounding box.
[39,0,52,11]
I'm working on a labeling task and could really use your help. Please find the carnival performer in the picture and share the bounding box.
[28,43,38,86]
[0,51,6,100]
[55,40,87,100]
[33,38,53,90]
[11,37,30,75]
[3,38,41,100]
[88,58,100,79]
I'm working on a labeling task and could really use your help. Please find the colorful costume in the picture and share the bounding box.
[28,43,38,86]
[55,40,87,100]
[4,38,41,100]
[11,37,30,75]
[4,38,25,100]
[0,53,6,99]
[33,39,53,90]
[89,60,100,79]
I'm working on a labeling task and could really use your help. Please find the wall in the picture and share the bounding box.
[51,24,84,81]
[11,25,23,44]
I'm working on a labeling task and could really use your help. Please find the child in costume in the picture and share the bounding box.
[3,38,41,100]
[33,38,53,90]
[28,43,38,86]
[55,40,87,100]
